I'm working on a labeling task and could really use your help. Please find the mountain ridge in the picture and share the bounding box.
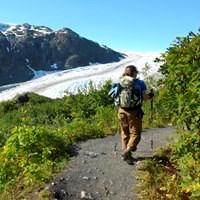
[0,22,125,86]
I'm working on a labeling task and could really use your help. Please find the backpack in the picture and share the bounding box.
[118,76,142,108]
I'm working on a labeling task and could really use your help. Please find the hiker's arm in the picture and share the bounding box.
[142,91,154,101]
[139,80,154,100]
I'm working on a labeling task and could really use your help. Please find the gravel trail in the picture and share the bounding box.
[50,126,176,200]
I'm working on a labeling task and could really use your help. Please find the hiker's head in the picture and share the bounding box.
[123,65,138,78]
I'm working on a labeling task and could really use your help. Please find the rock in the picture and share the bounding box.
[82,176,90,180]
[84,151,99,158]
[15,93,29,105]
[80,191,93,199]
[53,189,68,200]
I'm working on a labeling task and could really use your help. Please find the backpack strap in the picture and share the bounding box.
[134,79,143,102]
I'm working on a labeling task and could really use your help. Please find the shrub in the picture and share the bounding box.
[0,125,69,191]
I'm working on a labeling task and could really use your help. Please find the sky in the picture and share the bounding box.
[0,0,200,52]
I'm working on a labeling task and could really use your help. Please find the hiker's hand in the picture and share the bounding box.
[148,90,154,99]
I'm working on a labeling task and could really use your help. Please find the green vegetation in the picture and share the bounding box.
[136,30,200,200]
[0,80,123,199]
[0,30,199,199]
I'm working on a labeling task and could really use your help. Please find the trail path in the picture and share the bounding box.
[50,126,176,200]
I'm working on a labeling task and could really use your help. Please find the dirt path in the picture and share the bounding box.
[49,126,176,200]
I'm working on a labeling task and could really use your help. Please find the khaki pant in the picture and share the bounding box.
[118,107,142,152]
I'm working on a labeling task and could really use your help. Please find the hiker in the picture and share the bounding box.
[117,65,154,165]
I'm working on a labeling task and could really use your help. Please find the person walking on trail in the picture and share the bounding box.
[117,65,154,165]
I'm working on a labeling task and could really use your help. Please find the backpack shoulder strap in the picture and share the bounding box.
[133,79,143,101]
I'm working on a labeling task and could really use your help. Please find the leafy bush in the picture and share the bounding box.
[136,30,200,200]
[0,125,69,192]
[64,80,113,119]
[0,80,118,198]
[158,32,200,131]
[172,129,200,198]
[135,145,185,200]
[0,100,19,115]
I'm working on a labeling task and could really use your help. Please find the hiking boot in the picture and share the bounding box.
[126,157,134,165]
[131,147,137,152]
[121,150,134,165]
[121,149,131,160]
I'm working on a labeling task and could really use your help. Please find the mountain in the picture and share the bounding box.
[0,23,125,86]
[0,23,14,31]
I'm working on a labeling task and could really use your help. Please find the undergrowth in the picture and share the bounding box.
[135,30,200,200]
[135,145,192,200]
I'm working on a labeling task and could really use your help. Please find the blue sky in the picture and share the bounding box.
[1,0,199,52]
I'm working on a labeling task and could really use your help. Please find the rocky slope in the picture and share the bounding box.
[0,23,125,86]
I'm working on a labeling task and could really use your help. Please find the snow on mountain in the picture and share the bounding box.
[0,22,53,37]
[0,22,14,32]
[0,52,162,102]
